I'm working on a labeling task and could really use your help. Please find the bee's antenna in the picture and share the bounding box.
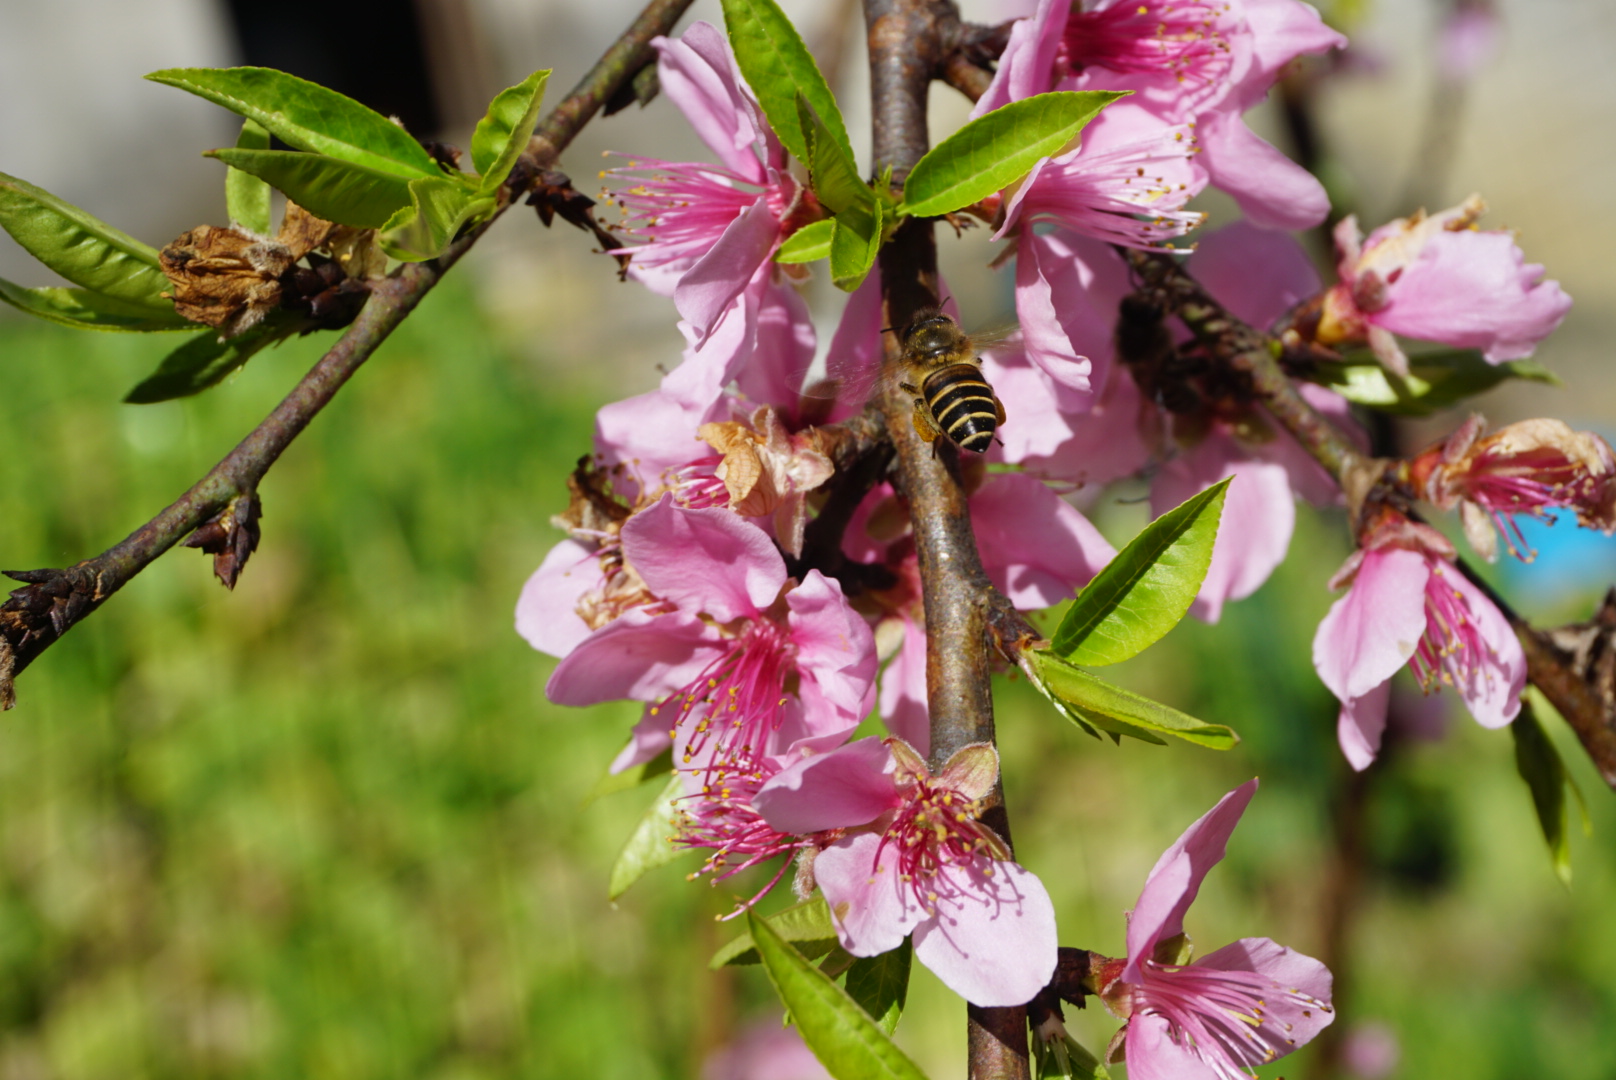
[879,325,895,334]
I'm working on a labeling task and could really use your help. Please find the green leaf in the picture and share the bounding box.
[147,66,440,179]
[1033,1033,1111,1080]
[898,91,1126,218]
[1052,479,1229,666]
[775,218,834,263]
[1511,700,1590,886]
[583,747,673,807]
[720,0,851,167]
[1308,348,1561,417]
[607,775,690,900]
[711,896,840,967]
[1028,651,1238,750]
[207,148,414,230]
[829,201,882,293]
[0,172,172,309]
[843,942,911,1036]
[747,909,930,1080]
[798,95,867,215]
[379,177,490,262]
[125,318,293,403]
[226,119,273,234]
[471,69,551,194]
[0,278,192,333]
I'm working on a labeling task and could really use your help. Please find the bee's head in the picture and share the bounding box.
[901,311,963,362]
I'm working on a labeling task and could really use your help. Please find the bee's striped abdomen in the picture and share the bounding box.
[923,364,1002,453]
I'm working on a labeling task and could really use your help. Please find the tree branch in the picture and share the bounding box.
[1122,248,1616,788]
[0,0,696,709]
[866,1,1030,1076]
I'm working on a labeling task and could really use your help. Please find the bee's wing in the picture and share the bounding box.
[967,321,1023,356]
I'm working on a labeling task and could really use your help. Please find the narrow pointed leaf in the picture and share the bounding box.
[843,941,911,1036]
[472,69,551,194]
[1052,478,1229,666]
[379,177,490,262]
[775,218,834,263]
[583,747,673,807]
[208,148,413,229]
[798,95,867,215]
[607,774,690,900]
[1309,348,1561,416]
[147,66,441,179]
[1029,651,1238,750]
[226,119,273,234]
[712,896,840,967]
[747,910,930,1080]
[829,202,881,293]
[124,318,293,403]
[720,0,851,167]
[0,278,191,332]
[0,172,172,308]
[898,91,1126,218]
[1033,1033,1111,1080]
[1512,701,1585,886]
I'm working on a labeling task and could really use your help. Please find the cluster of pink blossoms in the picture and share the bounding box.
[515,0,1582,1031]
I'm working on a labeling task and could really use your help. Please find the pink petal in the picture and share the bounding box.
[815,831,927,956]
[546,609,725,706]
[1151,444,1294,624]
[969,0,1066,117]
[991,361,1153,484]
[752,737,897,833]
[515,539,600,658]
[1186,219,1322,330]
[879,616,932,754]
[1337,680,1392,771]
[621,497,786,622]
[594,387,711,496]
[736,276,816,414]
[662,298,757,413]
[1446,568,1526,728]
[610,709,675,774]
[1312,547,1429,704]
[786,570,879,731]
[654,22,768,184]
[1238,0,1349,91]
[1198,110,1330,231]
[1197,936,1335,1041]
[1014,231,1097,393]
[973,473,1115,608]
[1123,1012,1224,1080]
[822,268,886,423]
[912,858,1059,1008]
[1375,229,1572,363]
[674,196,780,344]
[1124,779,1258,984]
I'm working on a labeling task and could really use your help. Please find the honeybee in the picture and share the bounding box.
[894,310,1008,454]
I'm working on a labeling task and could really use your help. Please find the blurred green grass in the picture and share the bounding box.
[0,281,1611,1079]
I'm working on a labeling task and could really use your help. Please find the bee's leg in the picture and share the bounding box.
[993,394,1007,425]
[910,399,943,447]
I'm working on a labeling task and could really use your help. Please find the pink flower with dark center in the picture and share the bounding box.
[1313,195,1572,375]
[547,496,876,776]
[1313,513,1525,769]
[1415,414,1616,561]
[754,737,1058,1007]
[1094,780,1334,1080]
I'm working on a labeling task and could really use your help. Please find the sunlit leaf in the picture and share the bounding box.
[843,941,911,1036]
[712,896,839,968]
[898,91,1126,218]
[471,69,551,194]
[0,172,172,309]
[226,119,274,235]
[607,774,690,900]
[1052,479,1229,666]
[379,177,491,262]
[147,66,441,179]
[124,317,294,403]
[1308,348,1560,416]
[775,218,834,263]
[0,277,191,333]
[747,909,930,1080]
[829,202,881,293]
[1028,651,1238,750]
[207,148,414,229]
[720,0,851,167]
[1512,699,1590,887]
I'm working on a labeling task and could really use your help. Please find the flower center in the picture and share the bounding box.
[1133,960,1333,1080]
[1411,562,1494,695]
[879,777,1005,907]
[1066,1,1234,87]
[604,157,763,272]
[656,618,795,776]
[675,759,805,903]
